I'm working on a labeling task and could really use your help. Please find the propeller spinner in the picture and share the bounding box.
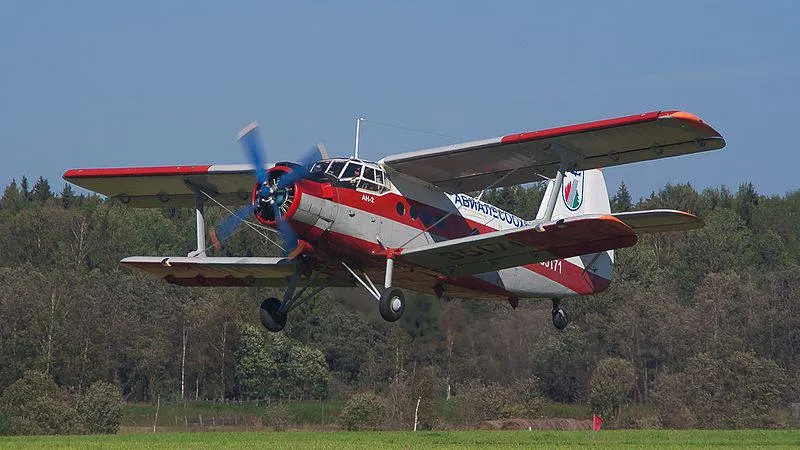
[210,122,324,256]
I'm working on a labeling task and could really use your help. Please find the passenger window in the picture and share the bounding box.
[375,170,384,186]
[363,167,376,182]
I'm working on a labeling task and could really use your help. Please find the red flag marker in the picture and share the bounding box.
[592,414,603,432]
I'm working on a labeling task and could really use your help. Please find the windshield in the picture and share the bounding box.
[325,161,346,178]
[340,162,363,179]
[310,161,330,173]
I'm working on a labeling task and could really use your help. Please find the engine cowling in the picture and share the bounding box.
[251,165,303,226]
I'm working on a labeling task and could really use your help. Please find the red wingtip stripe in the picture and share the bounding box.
[500,111,662,145]
[63,165,213,179]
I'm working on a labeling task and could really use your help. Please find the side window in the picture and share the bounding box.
[358,179,382,192]
[374,170,385,186]
[356,166,385,193]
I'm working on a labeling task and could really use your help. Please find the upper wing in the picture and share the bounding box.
[381,110,725,193]
[398,215,637,276]
[121,256,353,287]
[63,164,259,207]
[612,209,703,234]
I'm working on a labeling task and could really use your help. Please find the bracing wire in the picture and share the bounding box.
[197,188,285,252]
[361,118,463,142]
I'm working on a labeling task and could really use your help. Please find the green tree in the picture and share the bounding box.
[235,324,329,400]
[0,371,79,435]
[735,182,759,227]
[611,182,633,212]
[654,352,787,428]
[60,184,77,209]
[530,326,589,402]
[338,391,385,431]
[31,177,52,204]
[76,381,123,434]
[588,357,635,422]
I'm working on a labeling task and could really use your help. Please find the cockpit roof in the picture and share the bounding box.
[311,158,383,179]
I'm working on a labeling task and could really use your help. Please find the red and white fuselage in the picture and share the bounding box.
[272,159,612,302]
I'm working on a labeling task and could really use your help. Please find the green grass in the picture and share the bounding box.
[1,430,799,449]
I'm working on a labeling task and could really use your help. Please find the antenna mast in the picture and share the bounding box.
[354,117,365,159]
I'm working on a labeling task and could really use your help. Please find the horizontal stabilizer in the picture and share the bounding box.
[612,209,703,234]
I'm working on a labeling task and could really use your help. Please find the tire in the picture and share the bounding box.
[379,288,405,322]
[260,297,287,332]
[552,308,567,330]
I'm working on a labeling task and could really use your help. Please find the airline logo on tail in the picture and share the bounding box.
[562,171,584,211]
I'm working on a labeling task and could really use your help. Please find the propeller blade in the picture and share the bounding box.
[237,122,268,186]
[271,200,298,255]
[275,144,326,190]
[209,204,255,250]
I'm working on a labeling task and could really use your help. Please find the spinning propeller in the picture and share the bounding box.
[210,122,325,257]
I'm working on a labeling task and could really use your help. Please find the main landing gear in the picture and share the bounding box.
[341,254,406,323]
[379,288,405,322]
[552,298,567,330]
[260,298,287,332]
[258,261,335,332]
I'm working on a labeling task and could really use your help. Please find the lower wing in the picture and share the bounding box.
[397,215,637,277]
[121,256,353,287]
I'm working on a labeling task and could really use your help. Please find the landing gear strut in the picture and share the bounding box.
[258,262,337,332]
[341,255,406,323]
[552,298,567,330]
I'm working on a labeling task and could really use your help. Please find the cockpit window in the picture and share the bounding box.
[326,161,346,178]
[341,162,363,179]
[311,160,330,173]
[311,158,389,193]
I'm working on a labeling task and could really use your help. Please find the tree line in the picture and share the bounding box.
[0,175,798,432]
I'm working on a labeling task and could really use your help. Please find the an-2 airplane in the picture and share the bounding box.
[64,110,725,331]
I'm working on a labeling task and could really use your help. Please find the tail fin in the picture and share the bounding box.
[536,169,614,292]
[536,169,611,220]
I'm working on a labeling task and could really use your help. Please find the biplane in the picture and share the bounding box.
[64,110,725,331]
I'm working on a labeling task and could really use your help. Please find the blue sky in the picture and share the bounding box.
[1,1,797,201]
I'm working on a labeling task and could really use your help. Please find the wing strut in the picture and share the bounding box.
[542,143,582,221]
[185,181,208,258]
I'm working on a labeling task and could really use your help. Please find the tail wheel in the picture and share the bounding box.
[379,288,405,322]
[260,297,287,332]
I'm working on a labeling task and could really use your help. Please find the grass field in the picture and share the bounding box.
[1,430,798,449]
[118,400,594,431]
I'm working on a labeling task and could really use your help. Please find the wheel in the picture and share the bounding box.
[260,297,287,332]
[552,308,567,330]
[379,288,405,322]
